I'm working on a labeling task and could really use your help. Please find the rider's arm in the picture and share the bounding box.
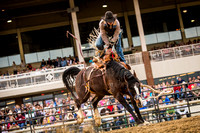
[99,20,110,45]
[111,19,120,43]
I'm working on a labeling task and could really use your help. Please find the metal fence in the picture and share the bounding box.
[124,52,143,65]
[1,43,200,90]
[0,82,200,133]
[150,43,200,61]
[0,64,84,90]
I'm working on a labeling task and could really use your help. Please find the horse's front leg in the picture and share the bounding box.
[130,98,150,126]
[114,92,143,125]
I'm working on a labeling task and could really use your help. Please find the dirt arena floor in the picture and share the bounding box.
[106,115,200,133]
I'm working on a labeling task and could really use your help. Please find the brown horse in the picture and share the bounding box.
[62,56,146,126]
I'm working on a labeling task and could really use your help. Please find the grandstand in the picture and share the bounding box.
[0,0,200,132]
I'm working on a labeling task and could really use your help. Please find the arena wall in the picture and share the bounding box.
[133,54,200,81]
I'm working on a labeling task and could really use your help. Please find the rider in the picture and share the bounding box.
[96,11,126,63]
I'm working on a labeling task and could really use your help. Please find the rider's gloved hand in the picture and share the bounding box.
[110,41,115,45]
[110,38,116,45]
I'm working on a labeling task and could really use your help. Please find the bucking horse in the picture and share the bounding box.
[62,52,173,126]
[63,29,173,126]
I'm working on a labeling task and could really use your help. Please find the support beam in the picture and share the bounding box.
[133,0,154,85]
[69,0,84,63]
[133,0,147,52]
[177,4,187,43]
[17,29,25,63]
[124,12,133,48]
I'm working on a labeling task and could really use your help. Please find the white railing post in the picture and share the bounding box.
[161,50,164,61]
[191,44,194,56]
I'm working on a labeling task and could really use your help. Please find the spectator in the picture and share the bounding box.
[27,64,33,70]
[67,58,72,66]
[161,95,170,105]
[61,58,67,67]
[35,108,43,125]
[40,59,47,68]
[84,103,93,119]
[188,77,193,83]
[166,98,176,121]
[12,61,18,75]
[52,59,58,68]
[20,60,26,72]
[192,77,196,82]
[191,83,200,98]
[16,111,25,129]
[42,117,50,126]
[176,99,190,119]
[72,57,78,65]
[75,56,79,64]
[101,110,113,131]
[54,98,58,107]
[158,99,167,122]
[177,77,185,84]
[9,122,20,130]
[47,58,52,66]
[128,114,135,127]
[112,105,122,129]
[3,70,10,76]
[14,105,21,113]
[89,57,94,66]
[197,76,200,81]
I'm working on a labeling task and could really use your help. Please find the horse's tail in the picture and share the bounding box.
[62,67,81,101]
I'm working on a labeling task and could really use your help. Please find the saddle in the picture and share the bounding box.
[93,51,131,70]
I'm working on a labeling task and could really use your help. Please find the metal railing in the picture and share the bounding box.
[124,52,143,65]
[0,64,84,90]
[0,43,200,90]
[150,43,200,61]
[0,82,199,132]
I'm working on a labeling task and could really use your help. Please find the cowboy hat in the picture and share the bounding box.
[103,11,117,22]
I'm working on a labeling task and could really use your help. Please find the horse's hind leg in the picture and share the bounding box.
[114,92,143,125]
[91,95,104,126]
[76,91,91,124]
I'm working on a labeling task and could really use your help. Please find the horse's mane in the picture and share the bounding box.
[106,59,139,83]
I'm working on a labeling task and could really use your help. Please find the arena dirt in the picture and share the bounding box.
[106,115,200,133]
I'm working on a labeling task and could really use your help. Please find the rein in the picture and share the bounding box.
[82,68,107,94]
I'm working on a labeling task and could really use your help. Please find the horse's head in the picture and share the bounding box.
[133,82,143,108]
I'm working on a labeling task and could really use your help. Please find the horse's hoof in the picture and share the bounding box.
[77,117,84,124]
[137,121,150,127]
[143,121,150,125]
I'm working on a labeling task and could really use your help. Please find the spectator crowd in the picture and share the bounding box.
[0,55,80,77]
[150,38,200,51]
[0,74,199,132]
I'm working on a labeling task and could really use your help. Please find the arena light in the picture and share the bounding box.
[183,10,187,13]
[7,101,15,105]
[7,20,12,23]
[102,1,108,8]
[102,4,107,8]
[191,20,195,22]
